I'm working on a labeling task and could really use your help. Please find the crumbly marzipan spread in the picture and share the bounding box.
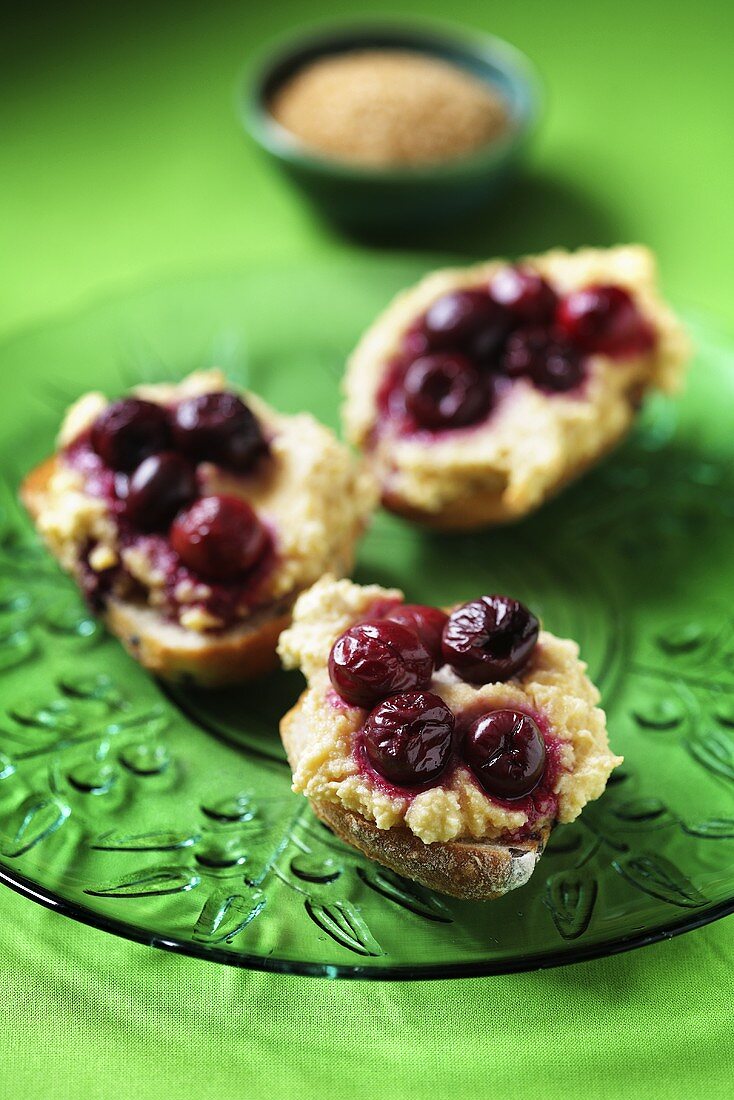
[343,246,692,518]
[278,576,622,845]
[36,370,377,632]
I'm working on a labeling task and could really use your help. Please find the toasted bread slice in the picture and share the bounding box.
[280,701,549,901]
[21,362,377,687]
[277,575,620,901]
[344,245,691,529]
[22,455,297,686]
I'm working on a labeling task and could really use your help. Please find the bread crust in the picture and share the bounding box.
[20,454,57,508]
[21,455,295,686]
[280,698,550,901]
[103,599,292,687]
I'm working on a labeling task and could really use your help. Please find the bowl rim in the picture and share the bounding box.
[240,18,543,183]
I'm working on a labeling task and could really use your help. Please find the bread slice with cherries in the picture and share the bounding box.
[343,245,691,529]
[277,575,621,901]
[21,370,376,686]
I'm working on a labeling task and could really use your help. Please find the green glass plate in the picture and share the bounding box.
[0,258,733,979]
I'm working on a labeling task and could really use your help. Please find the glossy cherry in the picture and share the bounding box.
[403,353,491,431]
[91,399,171,471]
[502,327,549,379]
[421,289,507,359]
[173,392,267,472]
[385,604,448,665]
[537,343,585,392]
[489,266,558,325]
[328,620,433,708]
[170,494,268,581]
[363,691,455,787]
[442,595,539,684]
[465,709,546,799]
[556,284,655,357]
[502,328,584,392]
[124,452,197,530]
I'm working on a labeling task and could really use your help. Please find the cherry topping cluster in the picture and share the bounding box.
[328,594,545,798]
[385,267,655,432]
[89,391,270,583]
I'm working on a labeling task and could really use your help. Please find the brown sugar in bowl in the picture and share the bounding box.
[268,49,511,170]
[243,23,541,230]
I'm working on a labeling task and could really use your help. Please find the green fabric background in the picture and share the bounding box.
[1,1,732,1097]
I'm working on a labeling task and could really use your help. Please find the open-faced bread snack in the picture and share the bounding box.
[278,576,621,901]
[344,245,690,529]
[21,370,376,685]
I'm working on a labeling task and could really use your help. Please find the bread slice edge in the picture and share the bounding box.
[280,700,550,902]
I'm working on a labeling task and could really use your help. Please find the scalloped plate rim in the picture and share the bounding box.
[1,860,732,979]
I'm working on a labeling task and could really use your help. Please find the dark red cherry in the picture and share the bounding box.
[502,328,584,392]
[465,709,546,799]
[556,284,655,357]
[328,620,433,708]
[421,289,507,355]
[502,327,549,379]
[173,392,267,472]
[385,604,448,665]
[170,494,268,581]
[442,595,539,684]
[404,354,491,431]
[125,452,197,530]
[489,266,558,325]
[91,399,171,471]
[537,344,585,392]
[363,691,455,787]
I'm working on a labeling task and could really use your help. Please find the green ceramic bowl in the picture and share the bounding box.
[242,21,542,231]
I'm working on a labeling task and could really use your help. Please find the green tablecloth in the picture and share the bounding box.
[1,2,732,1096]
